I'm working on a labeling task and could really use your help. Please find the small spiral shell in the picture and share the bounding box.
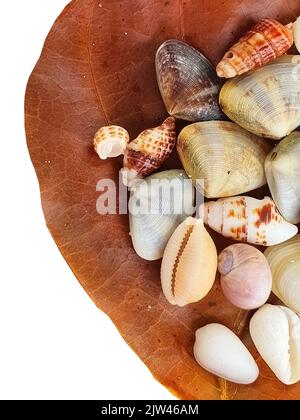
[93,125,129,159]
[216,18,293,78]
[122,117,176,186]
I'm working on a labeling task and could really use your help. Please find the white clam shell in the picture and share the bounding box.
[200,195,298,246]
[250,304,300,385]
[194,323,259,385]
[161,217,217,307]
[265,235,300,314]
[129,170,194,261]
[220,55,300,140]
[265,132,300,224]
[293,17,300,54]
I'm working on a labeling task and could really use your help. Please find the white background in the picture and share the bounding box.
[0,1,174,400]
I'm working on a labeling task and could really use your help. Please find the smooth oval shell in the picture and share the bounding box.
[129,170,195,261]
[218,244,272,310]
[122,117,176,186]
[265,132,300,224]
[265,235,300,314]
[161,217,217,307]
[293,17,300,53]
[194,323,259,385]
[250,304,300,385]
[177,121,271,198]
[220,55,300,140]
[200,196,298,246]
[217,18,293,78]
[93,125,129,159]
[156,39,223,122]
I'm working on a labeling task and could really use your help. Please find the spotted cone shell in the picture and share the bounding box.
[217,18,293,78]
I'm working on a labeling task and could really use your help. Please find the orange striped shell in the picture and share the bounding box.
[216,18,293,78]
[122,117,176,186]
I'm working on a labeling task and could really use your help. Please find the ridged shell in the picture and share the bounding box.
[200,196,298,246]
[265,132,300,224]
[218,244,272,310]
[93,125,129,159]
[250,304,300,385]
[220,55,300,140]
[216,18,293,78]
[194,324,259,385]
[177,121,271,198]
[122,117,176,186]
[293,17,300,53]
[161,217,217,307]
[129,170,195,261]
[265,235,300,314]
[156,39,223,122]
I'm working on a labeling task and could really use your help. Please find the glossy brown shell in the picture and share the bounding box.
[25,0,300,400]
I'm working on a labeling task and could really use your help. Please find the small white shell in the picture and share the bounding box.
[194,323,259,385]
[161,217,217,307]
[250,304,300,385]
[93,125,129,159]
[129,170,194,261]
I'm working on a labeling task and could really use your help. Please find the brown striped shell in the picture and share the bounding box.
[216,18,293,78]
[122,117,176,186]
[156,40,223,121]
[93,125,129,159]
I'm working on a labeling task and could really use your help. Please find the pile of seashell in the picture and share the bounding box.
[93,18,300,387]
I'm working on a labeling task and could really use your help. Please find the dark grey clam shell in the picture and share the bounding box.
[156,39,223,122]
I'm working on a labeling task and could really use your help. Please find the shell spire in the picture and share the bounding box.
[122,117,176,187]
[200,196,298,246]
[216,18,293,78]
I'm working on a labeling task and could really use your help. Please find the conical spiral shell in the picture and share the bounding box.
[250,304,300,385]
[161,217,217,307]
[265,132,300,224]
[129,170,195,261]
[265,235,300,315]
[93,125,129,159]
[220,55,300,140]
[122,117,176,186]
[177,121,270,198]
[217,18,293,78]
[200,196,298,246]
[156,39,223,122]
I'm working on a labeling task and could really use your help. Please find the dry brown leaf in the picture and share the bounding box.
[25,0,300,399]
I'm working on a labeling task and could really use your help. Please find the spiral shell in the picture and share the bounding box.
[122,117,176,187]
[194,324,259,385]
[218,244,272,310]
[216,18,293,78]
[265,132,300,224]
[219,55,300,140]
[129,170,194,261]
[250,304,300,385]
[200,196,298,246]
[93,125,129,159]
[161,217,217,307]
[177,121,270,198]
[156,39,223,122]
[265,235,300,315]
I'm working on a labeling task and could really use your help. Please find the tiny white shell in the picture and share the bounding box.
[250,304,300,385]
[194,323,259,385]
[93,125,129,159]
